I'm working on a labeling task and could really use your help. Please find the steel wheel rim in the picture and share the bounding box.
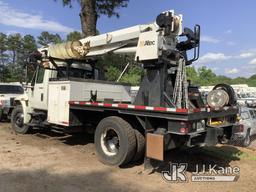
[101,128,120,156]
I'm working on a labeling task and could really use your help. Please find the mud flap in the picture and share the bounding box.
[146,133,164,161]
[205,127,223,146]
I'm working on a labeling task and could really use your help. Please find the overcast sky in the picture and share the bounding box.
[0,0,256,78]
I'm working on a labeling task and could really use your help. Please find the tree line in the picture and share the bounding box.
[0,30,141,85]
[0,0,143,85]
[0,31,84,82]
[0,30,255,86]
[187,66,256,87]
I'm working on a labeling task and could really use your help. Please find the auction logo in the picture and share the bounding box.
[162,163,240,182]
[162,163,188,182]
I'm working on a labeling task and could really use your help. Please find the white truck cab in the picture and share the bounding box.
[0,83,24,121]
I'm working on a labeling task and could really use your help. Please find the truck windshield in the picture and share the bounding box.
[0,85,24,94]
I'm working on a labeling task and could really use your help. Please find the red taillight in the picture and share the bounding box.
[180,127,189,133]
[180,122,191,133]
[239,124,244,132]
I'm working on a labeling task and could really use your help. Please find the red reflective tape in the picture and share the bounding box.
[176,108,188,113]
[69,101,191,114]
[118,104,129,108]
[103,103,112,107]
[62,121,69,125]
[135,105,146,110]
[153,107,167,111]
[193,108,201,112]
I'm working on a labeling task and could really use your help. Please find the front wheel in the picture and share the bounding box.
[0,109,3,121]
[11,106,30,134]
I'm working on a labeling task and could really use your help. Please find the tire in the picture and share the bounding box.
[94,116,136,166]
[242,130,251,147]
[213,84,237,106]
[0,109,3,122]
[11,106,30,134]
[132,129,145,162]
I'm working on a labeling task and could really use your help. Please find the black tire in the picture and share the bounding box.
[11,106,30,134]
[94,116,136,166]
[213,84,237,106]
[242,130,251,147]
[0,109,3,122]
[132,129,145,162]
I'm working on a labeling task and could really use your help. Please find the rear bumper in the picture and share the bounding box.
[146,124,239,161]
[205,124,240,146]
[232,132,246,140]
[146,131,207,160]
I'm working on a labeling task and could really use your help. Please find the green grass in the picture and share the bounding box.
[200,146,256,161]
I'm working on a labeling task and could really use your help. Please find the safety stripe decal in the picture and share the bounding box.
[69,101,237,114]
[69,101,190,113]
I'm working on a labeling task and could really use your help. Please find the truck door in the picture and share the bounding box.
[30,66,48,110]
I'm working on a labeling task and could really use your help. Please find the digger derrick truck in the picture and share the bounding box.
[12,10,239,167]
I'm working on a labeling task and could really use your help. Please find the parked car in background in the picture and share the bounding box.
[232,107,256,147]
[0,83,24,121]
[237,93,256,107]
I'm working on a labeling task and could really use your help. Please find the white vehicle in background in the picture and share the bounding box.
[236,93,256,107]
[233,107,256,147]
[0,83,24,121]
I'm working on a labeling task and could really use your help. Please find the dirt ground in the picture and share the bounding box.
[1,122,256,192]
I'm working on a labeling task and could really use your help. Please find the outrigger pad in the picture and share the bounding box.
[146,133,164,161]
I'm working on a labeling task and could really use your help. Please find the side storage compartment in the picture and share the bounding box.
[48,81,71,126]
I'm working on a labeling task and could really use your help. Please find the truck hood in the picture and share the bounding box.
[0,93,22,100]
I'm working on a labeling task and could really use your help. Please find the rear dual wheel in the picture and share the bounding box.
[133,129,145,162]
[94,116,145,166]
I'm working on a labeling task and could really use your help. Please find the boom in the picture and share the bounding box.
[34,10,201,110]
[46,10,183,62]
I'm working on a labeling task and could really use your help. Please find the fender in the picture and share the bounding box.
[14,94,32,124]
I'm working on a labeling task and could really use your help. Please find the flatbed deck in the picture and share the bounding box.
[69,101,238,121]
